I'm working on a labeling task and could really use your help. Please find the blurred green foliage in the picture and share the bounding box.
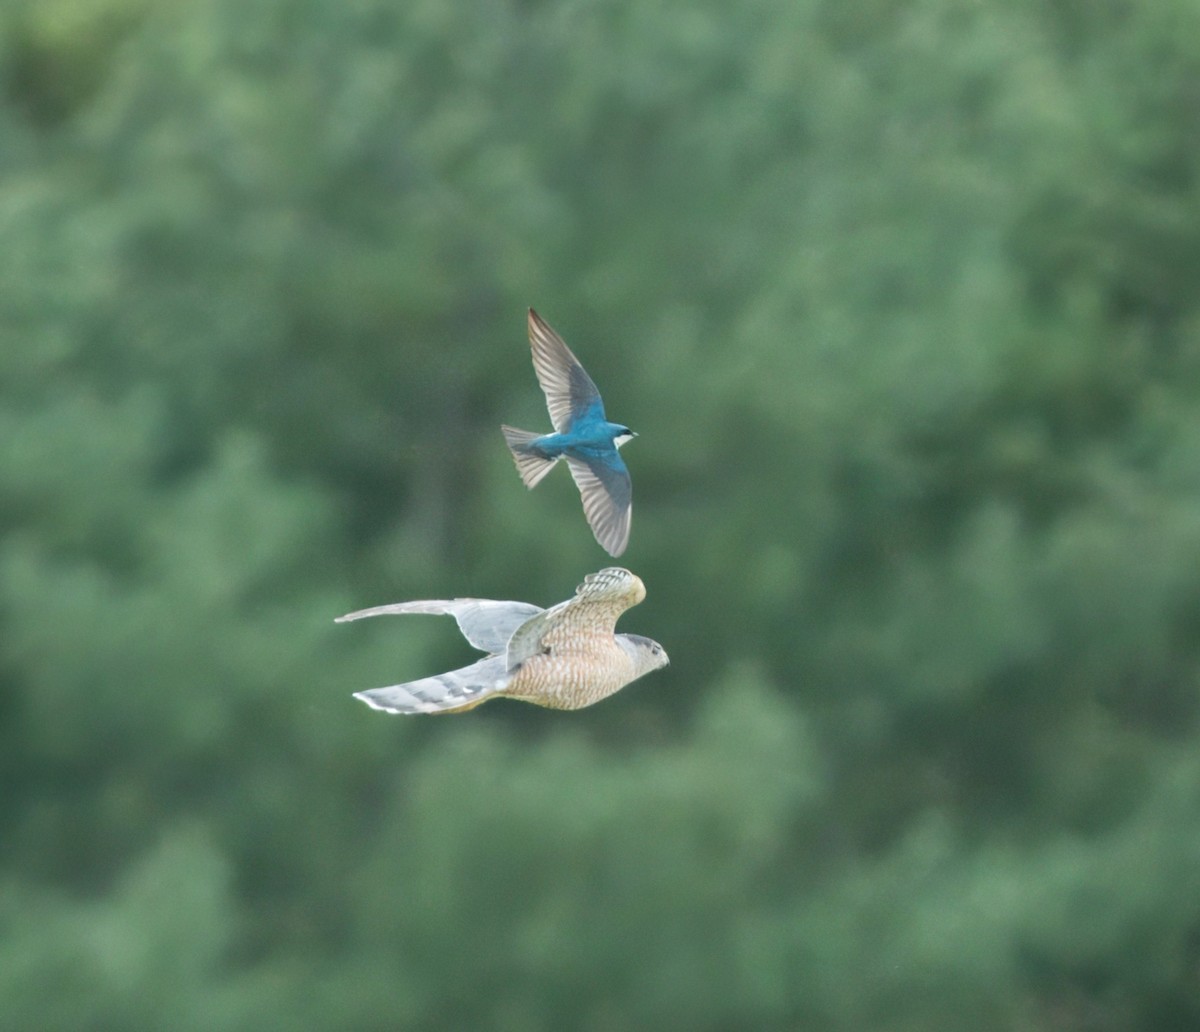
[3,0,1200,1028]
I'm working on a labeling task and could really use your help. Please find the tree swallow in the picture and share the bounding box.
[502,309,637,556]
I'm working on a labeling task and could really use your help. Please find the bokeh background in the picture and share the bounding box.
[5,0,1200,1029]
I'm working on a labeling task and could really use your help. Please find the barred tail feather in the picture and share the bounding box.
[501,425,559,488]
[353,656,509,715]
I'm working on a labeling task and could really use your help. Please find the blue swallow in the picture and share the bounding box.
[502,309,636,557]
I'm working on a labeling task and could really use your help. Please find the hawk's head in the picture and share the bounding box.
[620,633,670,678]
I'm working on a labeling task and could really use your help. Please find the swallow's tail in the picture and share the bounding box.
[354,656,510,715]
[501,425,559,488]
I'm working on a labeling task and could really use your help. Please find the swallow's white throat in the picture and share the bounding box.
[614,432,636,449]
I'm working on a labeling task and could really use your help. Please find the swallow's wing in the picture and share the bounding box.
[354,655,510,714]
[528,309,605,433]
[565,453,632,557]
[335,598,544,654]
[505,567,644,668]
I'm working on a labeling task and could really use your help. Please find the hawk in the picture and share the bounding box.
[337,567,668,714]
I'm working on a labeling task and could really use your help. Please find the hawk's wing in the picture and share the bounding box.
[505,567,645,669]
[354,655,510,714]
[528,309,605,434]
[335,598,544,655]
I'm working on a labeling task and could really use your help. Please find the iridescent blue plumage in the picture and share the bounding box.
[501,309,636,556]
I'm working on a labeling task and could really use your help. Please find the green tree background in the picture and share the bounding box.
[4,0,1200,1028]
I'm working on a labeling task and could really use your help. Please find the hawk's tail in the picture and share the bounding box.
[501,425,559,488]
[354,656,510,715]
